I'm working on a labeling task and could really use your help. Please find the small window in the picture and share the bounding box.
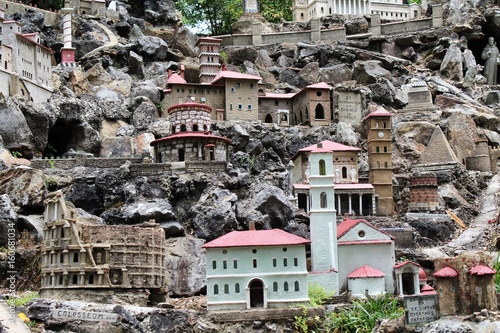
[283,247,287,252]
[230,104,233,110]
[358,230,366,238]
[273,258,277,267]
[320,192,327,208]
[384,146,388,153]
[235,283,240,293]
[295,281,300,291]
[224,284,229,294]
[236,83,241,88]
[60,253,64,263]
[214,284,219,294]
[253,259,257,268]
[73,253,79,263]
[72,274,78,285]
[319,159,326,175]
[376,146,380,153]
[283,258,288,267]
[248,104,252,110]
[223,260,227,269]
[250,83,254,88]
[212,260,217,269]
[273,282,278,292]
[284,282,289,292]
[230,88,235,93]
[88,275,94,285]
[238,104,242,110]
[294,258,298,267]
[233,260,238,269]
[252,249,257,254]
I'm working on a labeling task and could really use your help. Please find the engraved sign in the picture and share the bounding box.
[404,295,439,325]
[52,309,119,322]
[244,0,259,13]
[408,91,432,105]
[337,91,362,124]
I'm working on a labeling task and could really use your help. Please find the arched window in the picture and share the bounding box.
[214,284,219,294]
[235,283,240,293]
[265,114,273,123]
[212,260,217,269]
[383,122,387,128]
[273,282,278,292]
[73,253,79,263]
[180,124,187,132]
[295,281,300,291]
[320,192,327,208]
[193,124,199,132]
[319,159,326,175]
[384,146,387,153]
[284,282,289,292]
[178,148,185,162]
[342,167,347,178]
[171,126,176,134]
[224,284,229,294]
[384,162,388,168]
[59,275,63,285]
[315,104,325,119]
[376,146,380,153]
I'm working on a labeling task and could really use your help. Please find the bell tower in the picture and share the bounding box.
[365,106,394,216]
[307,143,339,293]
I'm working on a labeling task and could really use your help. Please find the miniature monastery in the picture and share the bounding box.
[291,0,427,23]
[162,37,333,126]
[204,138,426,310]
[0,8,54,103]
[40,192,166,305]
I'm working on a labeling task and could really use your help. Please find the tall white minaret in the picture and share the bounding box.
[60,1,76,65]
[307,142,339,293]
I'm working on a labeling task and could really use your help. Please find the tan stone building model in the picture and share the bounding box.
[365,106,394,216]
[40,192,166,305]
[0,9,54,103]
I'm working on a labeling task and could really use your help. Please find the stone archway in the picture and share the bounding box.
[248,279,265,308]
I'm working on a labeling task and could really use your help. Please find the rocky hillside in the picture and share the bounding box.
[1,0,500,303]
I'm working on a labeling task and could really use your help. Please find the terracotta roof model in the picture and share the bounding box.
[202,229,310,248]
[421,284,437,295]
[415,126,459,167]
[433,266,458,278]
[150,132,232,145]
[337,218,395,240]
[307,82,331,89]
[347,265,385,278]
[469,265,496,276]
[419,267,427,281]
[393,260,421,270]
[211,71,262,84]
[364,105,392,119]
[292,140,360,161]
[166,73,187,84]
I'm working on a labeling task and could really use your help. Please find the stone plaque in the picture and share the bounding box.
[337,91,362,124]
[404,295,439,325]
[52,309,119,322]
[408,91,432,105]
[244,0,258,13]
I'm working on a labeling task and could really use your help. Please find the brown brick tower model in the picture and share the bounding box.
[196,37,222,84]
[365,106,394,216]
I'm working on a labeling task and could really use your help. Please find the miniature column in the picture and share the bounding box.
[60,4,76,65]
[348,194,352,213]
[337,194,342,215]
[359,194,363,215]
[414,272,421,295]
[397,273,404,297]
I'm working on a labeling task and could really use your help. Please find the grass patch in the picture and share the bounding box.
[7,291,39,307]
[308,283,334,306]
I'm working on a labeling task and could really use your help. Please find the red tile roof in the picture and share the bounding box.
[211,70,262,84]
[421,284,437,295]
[167,102,212,113]
[419,267,427,281]
[338,240,393,246]
[307,82,331,89]
[150,132,232,145]
[337,218,394,240]
[347,265,385,278]
[364,107,392,119]
[292,140,360,160]
[469,265,496,276]
[393,260,421,270]
[433,266,458,278]
[293,183,374,191]
[167,73,187,84]
[202,229,310,248]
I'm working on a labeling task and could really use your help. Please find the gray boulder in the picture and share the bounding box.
[190,187,238,241]
[171,27,197,58]
[0,194,17,247]
[131,98,158,132]
[122,200,176,224]
[353,60,391,85]
[136,36,169,61]
[440,41,463,81]
[130,83,162,106]
[0,167,46,211]
[0,97,33,156]
[319,64,352,84]
[226,47,258,66]
[128,51,145,77]
[165,237,206,297]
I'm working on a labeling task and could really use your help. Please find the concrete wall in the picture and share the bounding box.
[348,277,385,297]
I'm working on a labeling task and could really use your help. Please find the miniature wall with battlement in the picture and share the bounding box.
[0,0,59,26]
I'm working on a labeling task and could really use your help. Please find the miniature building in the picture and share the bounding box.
[397,79,441,123]
[433,252,497,315]
[150,102,231,163]
[0,12,54,103]
[365,106,394,216]
[307,144,339,292]
[291,140,376,216]
[40,192,166,306]
[412,125,460,172]
[337,218,395,295]
[291,82,332,126]
[291,0,426,23]
[466,137,492,172]
[393,261,422,296]
[408,173,439,212]
[197,37,222,84]
[60,2,77,66]
[203,225,310,310]
[69,0,106,16]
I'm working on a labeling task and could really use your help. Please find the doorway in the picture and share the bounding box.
[249,279,265,308]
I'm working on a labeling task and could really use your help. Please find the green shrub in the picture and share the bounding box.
[308,284,334,306]
[324,293,404,333]
[7,292,39,307]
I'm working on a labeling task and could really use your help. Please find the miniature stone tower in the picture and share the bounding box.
[60,1,76,65]
[307,142,339,293]
[365,106,394,216]
[196,37,222,84]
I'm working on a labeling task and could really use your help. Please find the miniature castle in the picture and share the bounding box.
[0,8,54,103]
[291,0,427,22]
[40,192,167,306]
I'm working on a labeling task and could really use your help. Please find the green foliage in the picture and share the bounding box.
[46,176,57,190]
[11,150,22,158]
[494,255,500,292]
[259,0,293,23]
[409,0,421,4]
[324,294,404,333]
[308,283,334,306]
[294,304,322,333]
[7,292,39,307]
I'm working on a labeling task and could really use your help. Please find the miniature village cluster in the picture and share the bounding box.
[0,0,496,324]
